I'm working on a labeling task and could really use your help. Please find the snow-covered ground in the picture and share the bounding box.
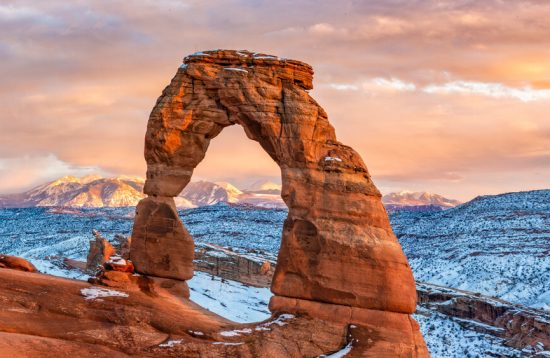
[393,189,550,310]
[188,271,271,323]
[414,308,522,357]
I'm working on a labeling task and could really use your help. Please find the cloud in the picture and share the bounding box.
[0,0,549,199]
[327,77,550,102]
[308,23,337,35]
[368,78,417,92]
[423,81,550,102]
[329,83,359,91]
[326,78,416,93]
[0,155,104,193]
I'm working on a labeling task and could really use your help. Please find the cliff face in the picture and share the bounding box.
[130,49,427,356]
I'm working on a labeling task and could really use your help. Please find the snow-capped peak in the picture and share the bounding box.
[382,191,462,209]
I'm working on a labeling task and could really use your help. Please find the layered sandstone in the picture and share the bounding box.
[131,196,194,280]
[0,268,366,357]
[129,49,427,356]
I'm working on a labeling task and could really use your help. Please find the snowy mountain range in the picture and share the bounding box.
[0,175,462,213]
[0,175,286,209]
[382,191,462,212]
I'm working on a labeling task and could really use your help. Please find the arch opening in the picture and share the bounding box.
[178,124,287,323]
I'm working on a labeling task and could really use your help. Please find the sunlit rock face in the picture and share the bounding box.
[131,49,428,356]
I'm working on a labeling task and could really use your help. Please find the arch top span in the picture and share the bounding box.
[130,50,427,355]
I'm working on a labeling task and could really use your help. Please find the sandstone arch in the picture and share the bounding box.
[130,50,427,355]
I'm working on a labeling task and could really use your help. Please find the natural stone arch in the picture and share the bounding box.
[130,50,427,355]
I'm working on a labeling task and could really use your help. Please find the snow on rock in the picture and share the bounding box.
[320,342,353,357]
[212,342,244,346]
[107,255,127,265]
[324,156,342,162]
[219,328,253,337]
[255,313,294,330]
[223,67,249,73]
[159,339,183,348]
[80,287,129,300]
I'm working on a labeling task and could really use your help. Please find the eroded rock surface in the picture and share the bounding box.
[0,254,37,272]
[129,49,427,356]
[131,196,194,280]
[86,230,116,271]
[0,268,356,357]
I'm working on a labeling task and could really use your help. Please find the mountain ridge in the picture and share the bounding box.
[0,176,286,209]
[0,175,463,211]
[382,191,462,212]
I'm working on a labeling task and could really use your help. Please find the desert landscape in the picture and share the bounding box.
[1,1,549,357]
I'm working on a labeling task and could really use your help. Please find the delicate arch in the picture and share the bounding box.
[130,50,417,315]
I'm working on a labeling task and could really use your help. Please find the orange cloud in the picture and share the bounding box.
[0,0,549,200]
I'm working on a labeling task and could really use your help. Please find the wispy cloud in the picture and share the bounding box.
[327,77,550,102]
[423,81,550,102]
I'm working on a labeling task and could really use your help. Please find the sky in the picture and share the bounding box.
[0,0,549,200]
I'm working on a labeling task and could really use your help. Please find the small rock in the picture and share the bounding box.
[0,254,37,272]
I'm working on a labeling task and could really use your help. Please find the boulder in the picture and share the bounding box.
[0,254,37,273]
[86,230,116,271]
[130,196,194,280]
[104,256,135,273]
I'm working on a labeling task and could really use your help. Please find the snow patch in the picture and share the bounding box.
[188,271,272,323]
[219,328,253,337]
[321,341,353,357]
[107,255,127,265]
[212,342,244,346]
[255,313,294,331]
[324,156,342,162]
[159,339,183,348]
[223,67,248,73]
[80,287,129,300]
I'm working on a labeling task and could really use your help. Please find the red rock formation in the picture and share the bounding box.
[129,49,427,356]
[131,197,194,280]
[0,268,360,357]
[86,230,116,271]
[0,254,37,272]
[194,243,275,287]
